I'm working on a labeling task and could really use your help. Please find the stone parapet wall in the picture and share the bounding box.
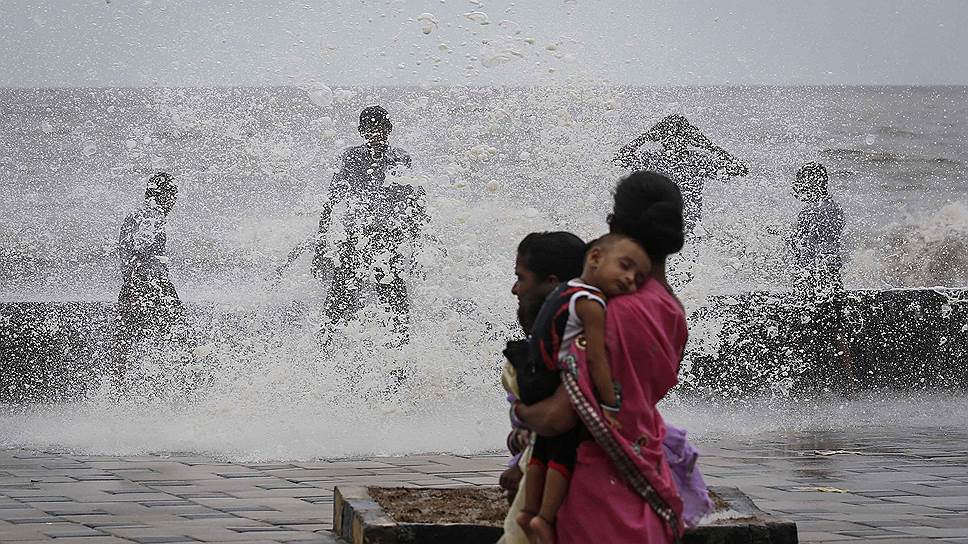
[3,288,967,402]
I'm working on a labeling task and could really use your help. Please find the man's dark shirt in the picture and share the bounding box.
[326,144,419,237]
[790,196,845,290]
[119,202,170,283]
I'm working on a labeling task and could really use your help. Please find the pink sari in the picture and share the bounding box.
[556,278,687,543]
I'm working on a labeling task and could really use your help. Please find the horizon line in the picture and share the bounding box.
[1,83,967,90]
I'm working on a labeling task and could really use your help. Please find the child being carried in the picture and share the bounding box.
[511,233,652,543]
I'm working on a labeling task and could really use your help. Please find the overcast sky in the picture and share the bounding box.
[3,0,967,87]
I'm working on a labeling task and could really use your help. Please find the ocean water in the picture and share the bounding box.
[1,85,966,460]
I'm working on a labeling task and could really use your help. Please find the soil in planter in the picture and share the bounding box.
[369,487,742,527]
[369,487,509,526]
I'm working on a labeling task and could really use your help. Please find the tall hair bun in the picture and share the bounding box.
[610,171,685,259]
[636,201,685,256]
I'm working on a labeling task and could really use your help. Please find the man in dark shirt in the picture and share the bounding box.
[790,162,846,293]
[115,172,183,359]
[789,161,852,387]
[615,114,748,237]
[315,106,428,346]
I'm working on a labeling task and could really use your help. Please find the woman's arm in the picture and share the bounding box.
[514,384,578,437]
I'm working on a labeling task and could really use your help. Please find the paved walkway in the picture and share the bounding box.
[1,427,966,543]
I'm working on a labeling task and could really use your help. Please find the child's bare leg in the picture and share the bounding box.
[530,465,569,544]
[516,462,545,536]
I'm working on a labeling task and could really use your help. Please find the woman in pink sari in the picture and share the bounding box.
[516,171,688,543]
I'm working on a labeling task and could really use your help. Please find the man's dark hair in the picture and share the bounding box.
[608,171,685,263]
[145,172,177,200]
[516,231,585,282]
[360,105,392,132]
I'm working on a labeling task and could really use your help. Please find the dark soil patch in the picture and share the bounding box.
[711,490,729,511]
[369,487,509,526]
[369,488,738,527]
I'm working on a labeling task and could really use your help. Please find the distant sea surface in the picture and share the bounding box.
[1,86,966,301]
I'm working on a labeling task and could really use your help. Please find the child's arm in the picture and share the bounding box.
[574,298,620,418]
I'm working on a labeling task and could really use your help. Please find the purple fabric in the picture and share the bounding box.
[662,423,714,527]
[506,392,528,467]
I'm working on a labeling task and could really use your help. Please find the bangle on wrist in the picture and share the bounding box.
[600,403,620,414]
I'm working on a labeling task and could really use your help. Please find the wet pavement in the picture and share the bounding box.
[0,427,966,543]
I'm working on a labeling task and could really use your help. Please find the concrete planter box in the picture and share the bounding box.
[334,485,797,544]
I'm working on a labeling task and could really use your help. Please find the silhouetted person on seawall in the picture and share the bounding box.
[615,114,748,237]
[115,172,184,365]
[789,161,853,389]
[315,105,428,347]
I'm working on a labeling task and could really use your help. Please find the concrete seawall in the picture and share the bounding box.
[683,288,968,395]
[3,288,967,402]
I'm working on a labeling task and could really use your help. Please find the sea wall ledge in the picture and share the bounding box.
[2,287,967,401]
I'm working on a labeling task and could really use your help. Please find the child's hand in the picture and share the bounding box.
[602,409,622,430]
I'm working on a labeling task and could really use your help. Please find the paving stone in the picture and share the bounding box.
[795,520,878,532]
[921,516,968,529]
[178,511,239,520]
[243,464,300,471]
[892,528,968,538]
[281,534,344,544]
[839,528,910,538]
[796,530,860,541]
[129,537,200,544]
[298,497,332,505]
[40,525,108,538]
[214,505,280,513]
[2,428,968,541]
[6,516,63,524]
[45,538,133,544]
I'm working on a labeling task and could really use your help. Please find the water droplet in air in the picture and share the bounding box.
[417,13,438,34]
[307,84,334,108]
[463,11,490,25]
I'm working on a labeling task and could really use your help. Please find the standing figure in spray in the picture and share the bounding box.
[314,106,427,347]
[789,161,853,387]
[115,172,184,369]
[615,114,748,237]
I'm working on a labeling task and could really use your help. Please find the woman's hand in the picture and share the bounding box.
[514,384,578,436]
[499,466,523,504]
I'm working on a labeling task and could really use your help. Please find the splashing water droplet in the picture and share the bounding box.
[463,11,490,25]
[307,85,334,108]
[416,13,438,34]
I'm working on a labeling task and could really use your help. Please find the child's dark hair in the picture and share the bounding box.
[516,231,585,282]
[585,232,641,254]
[608,171,685,264]
[517,283,554,334]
